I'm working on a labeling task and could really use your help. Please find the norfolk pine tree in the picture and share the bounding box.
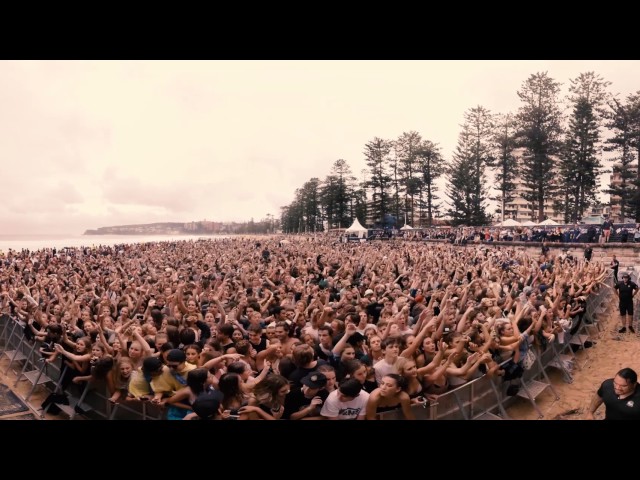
[604,95,638,221]
[516,72,564,222]
[488,113,518,223]
[416,140,445,226]
[446,107,492,226]
[364,137,393,226]
[395,131,423,226]
[556,72,610,223]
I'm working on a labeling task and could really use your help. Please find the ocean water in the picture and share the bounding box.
[0,234,232,252]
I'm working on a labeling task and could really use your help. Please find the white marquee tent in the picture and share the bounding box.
[345,218,368,238]
[400,224,414,230]
[498,219,521,227]
[538,218,559,226]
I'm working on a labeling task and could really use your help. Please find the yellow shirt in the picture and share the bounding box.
[127,368,153,398]
[151,363,197,396]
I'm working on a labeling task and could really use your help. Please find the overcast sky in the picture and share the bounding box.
[2,60,639,235]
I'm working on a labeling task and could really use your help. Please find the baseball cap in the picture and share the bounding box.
[166,349,186,363]
[300,372,327,389]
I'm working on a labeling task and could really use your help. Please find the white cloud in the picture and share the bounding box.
[0,60,637,234]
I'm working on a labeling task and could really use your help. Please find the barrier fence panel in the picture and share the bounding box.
[379,273,615,420]
[0,270,617,421]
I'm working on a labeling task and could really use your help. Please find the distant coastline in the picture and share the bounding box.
[84,221,224,236]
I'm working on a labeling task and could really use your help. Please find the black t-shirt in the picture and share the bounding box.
[283,387,329,419]
[249,336,268,354]
[615,280,638,302]
[288,361,330,388]
[314,344,333,362]
[597,379,640,420]
[611,259,619,272]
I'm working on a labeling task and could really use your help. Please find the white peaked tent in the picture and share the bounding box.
[345,218,368,238]
[499,219,521,227]
[538,218,559,226]
[520,220,536,227]
[400,224,414,230]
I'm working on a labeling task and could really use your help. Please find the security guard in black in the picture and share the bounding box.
[596,377,640,420]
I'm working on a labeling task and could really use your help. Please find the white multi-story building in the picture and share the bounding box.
[499,149,564,223]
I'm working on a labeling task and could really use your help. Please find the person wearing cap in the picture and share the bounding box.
[283,371,329,420]
[614,273,638,334]
[149,349,197,404]
[320,378,370,420]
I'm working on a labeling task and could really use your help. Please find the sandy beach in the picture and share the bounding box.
[506,302,640,420]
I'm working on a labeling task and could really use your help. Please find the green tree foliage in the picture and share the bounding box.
[280,199,302,233]
[415,140,445,226]
[363,137,393,225]
[604,94,640,221]
[626,92,640,219]
[351,169,368,227]
[488,113,518,222]
[555,72,609,222]
[394,131,423,226]
[557,99,602,222]
[516,72,564,222]
[300,178,323,232]
[321,159,354,229]
[446,110,492,226]
[386,145,402,226]
[277,70,632,230]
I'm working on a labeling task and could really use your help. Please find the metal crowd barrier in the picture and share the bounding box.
[380,275,615,420]
[0,317,160,420]
[1,274,615,421]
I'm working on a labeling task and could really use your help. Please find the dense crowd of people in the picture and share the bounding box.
[0,235,611,419]
[388,223,640,244]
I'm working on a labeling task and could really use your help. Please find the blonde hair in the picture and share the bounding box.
[395,357,416,377]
